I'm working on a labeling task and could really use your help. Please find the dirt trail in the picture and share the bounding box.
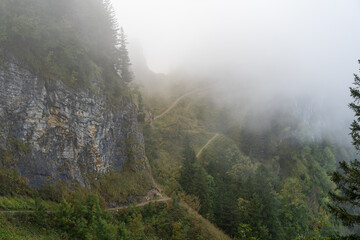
[0,197,172,214]
[154,89,203,121]
[196,133,219,158]
[1,87,213,215]
[107,197,171,212]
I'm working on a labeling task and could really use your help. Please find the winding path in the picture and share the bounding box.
[2,87,214,215]
[107,197,171,212]
[0,197,172,214]
[154,89,203,121]
[196,133,219,158]
[153,88,220,158]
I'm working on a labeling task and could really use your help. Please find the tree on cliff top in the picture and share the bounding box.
[118,27,133,83]
[328,60,360,239]
[0,0,129,95]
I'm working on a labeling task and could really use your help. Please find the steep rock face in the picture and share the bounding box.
[0,60,147,187]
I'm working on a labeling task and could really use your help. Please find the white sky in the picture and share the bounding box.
[110,0,360,135]
[111,0,360,112]
[111,0,360,74]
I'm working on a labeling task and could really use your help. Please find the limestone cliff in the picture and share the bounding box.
[0,59,148,188]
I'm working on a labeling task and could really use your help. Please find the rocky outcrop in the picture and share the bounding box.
[0,59,148,187]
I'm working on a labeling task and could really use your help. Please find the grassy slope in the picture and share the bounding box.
[0,196,57,211]
[181,203,232,240]
[141,78,348,238]
[143,86,224,184]
[0,214,61,240]
[0,199,230,240]
[142,83,234,239]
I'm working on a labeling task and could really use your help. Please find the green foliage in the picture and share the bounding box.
[179,137,197,193]
[328,60,360,238]
[0,2,227,239]
[0,137,30,168]
[136,92,146,123]
[90,169,153,204]
[118,27,133,83]
[0,213,61,239]
[54,192,116,239]
[179,137,215,219]
[236,166,284,240]
[142,82,346,239]
[114,201,230,240]
[0,138,33,196]
[0,167,33,196]
[37,181,69,202]
[32,195,47,227]
[235,224,260,240]
[0,196,32,211]
[279,178,309,236]
[0,0,129,100]
[349,61,360,151]
[328,160,360,227]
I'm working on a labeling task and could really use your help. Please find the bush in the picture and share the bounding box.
[54,192,116,239]
[0,167,33,196]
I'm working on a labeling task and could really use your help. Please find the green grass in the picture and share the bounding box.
[113,199,231,240]
[144,88,224,186]
[91,168,156,204]
[0,82,233,239]
[142,83,236,239]
[0,196,57,211]
[0,214,60,240]
[0,197,34,211]
[181,203,232,240]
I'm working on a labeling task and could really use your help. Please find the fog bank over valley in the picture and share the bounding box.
[111,0,360,141]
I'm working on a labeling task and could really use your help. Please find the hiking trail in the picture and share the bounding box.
[196,133,219,158]
[154,89,203,121]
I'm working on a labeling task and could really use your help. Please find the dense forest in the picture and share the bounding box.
[0,0,127,97]
[143,83,357,239]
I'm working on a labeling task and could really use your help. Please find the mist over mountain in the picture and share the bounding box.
[1,0,360,239]
[113,0,360,144]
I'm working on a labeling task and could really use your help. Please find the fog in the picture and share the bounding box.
[111,0,360,140]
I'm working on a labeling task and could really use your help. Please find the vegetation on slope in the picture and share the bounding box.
[0,189,230,240]
[1,0,355,238]
[0,1,231,239]
[0,0,155,203]
[142,80,355,239]
[327,61,360,239]
[0,0,128,99]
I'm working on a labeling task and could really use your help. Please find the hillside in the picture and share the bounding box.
[140,75,355,239]
[0,0,358,239]
[0,0,158,206]
[0,0,233,239]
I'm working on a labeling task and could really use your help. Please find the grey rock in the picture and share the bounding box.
[0,59,147,188]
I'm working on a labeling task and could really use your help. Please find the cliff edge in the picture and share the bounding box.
[0,59,148,188]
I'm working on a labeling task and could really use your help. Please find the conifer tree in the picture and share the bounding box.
[179,137,214,218]
[328,60,360,239]
[179,137,197,194]
[118,27,133,83]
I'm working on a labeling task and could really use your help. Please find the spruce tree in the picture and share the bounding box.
[118,27,133,83]
[179,137,214,218]
[350,62,360,151]
[328,60,360,238]
[179,137,197,194]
